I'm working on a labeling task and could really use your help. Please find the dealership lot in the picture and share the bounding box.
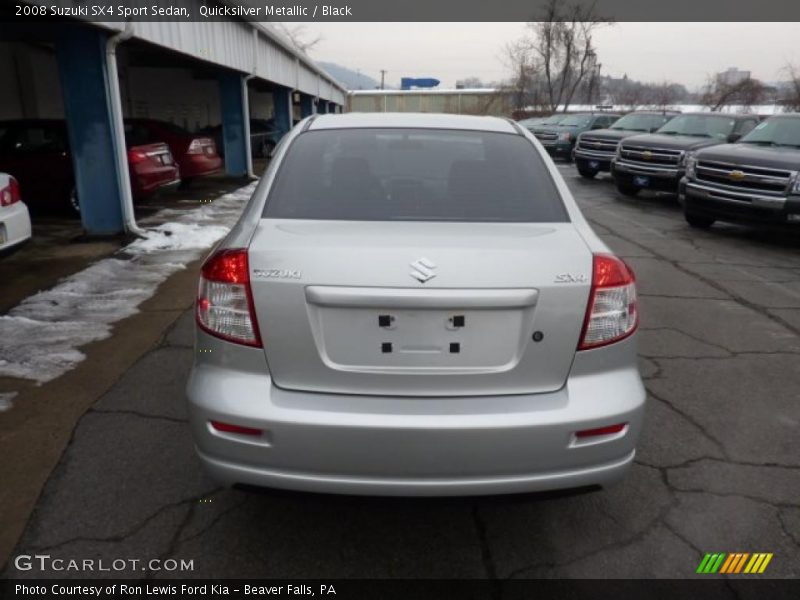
[2,165,799,579]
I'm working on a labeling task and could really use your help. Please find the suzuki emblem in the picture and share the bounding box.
[410,257,437,283]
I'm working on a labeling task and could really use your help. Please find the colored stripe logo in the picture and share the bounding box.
[696,552,773,574]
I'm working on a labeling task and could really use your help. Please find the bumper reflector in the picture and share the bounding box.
[210,420,262,437]
[575,423,627,439]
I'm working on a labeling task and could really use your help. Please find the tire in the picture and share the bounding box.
[685,212,715,229]
[179,178,194,190]
[615,179,640,197]
[577,162,598,179]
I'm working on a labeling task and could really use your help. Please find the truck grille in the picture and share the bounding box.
[576,136,618,156]
[694,160,794,196]
[534,131,558,143]
[618,144,682,168]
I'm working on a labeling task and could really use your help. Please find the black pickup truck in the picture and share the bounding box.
[680,113,800,229]
[610,113,760,197]
[573,111,679,178]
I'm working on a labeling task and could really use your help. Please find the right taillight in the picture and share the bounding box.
[578,254,638,350]
[196,248,262,347]
[0,176,21,207]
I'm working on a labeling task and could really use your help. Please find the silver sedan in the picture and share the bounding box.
[187,113,645,496]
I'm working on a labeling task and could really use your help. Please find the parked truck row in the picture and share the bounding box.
[520,110,800,231]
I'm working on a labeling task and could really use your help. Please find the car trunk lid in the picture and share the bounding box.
[248,220,593,397]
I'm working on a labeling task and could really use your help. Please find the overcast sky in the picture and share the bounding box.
[290,23,800,90]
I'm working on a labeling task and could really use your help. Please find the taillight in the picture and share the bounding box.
[187,138,212,154]
[196,248,262,347]
[0,176,20,206]
[578,254,638,350]
[127,149,148,164]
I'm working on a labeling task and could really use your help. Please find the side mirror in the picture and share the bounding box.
[727,133,742,143]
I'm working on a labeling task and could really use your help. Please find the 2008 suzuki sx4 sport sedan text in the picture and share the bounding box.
[187,113,645,496]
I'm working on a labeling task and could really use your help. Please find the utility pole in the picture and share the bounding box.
[380,70,387,90]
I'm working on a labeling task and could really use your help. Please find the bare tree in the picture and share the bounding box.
[272,23,322,54]
[780,63,800,111]
[520,0,612,112]
[701,74,766,112]
[504,38,540,111]
[646,81,684,110]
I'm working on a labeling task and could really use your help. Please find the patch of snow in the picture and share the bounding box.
[0,391,17,412]
[0,182,257,384]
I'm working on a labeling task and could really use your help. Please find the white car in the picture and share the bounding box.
[0,173,32,252]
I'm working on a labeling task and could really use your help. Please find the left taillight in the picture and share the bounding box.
[578,254,638,350]
[187,138,213,154]
[196,248,262,347]
[0,176,21,207]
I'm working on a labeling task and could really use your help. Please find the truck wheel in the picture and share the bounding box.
[615,180,640,197]
[577,162,598,179]
[685,212,715,229]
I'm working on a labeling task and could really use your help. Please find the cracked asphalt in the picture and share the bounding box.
[3,165,799,580]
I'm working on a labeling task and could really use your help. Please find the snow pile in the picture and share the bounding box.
[0,391,17,412]
[0,182,257,384]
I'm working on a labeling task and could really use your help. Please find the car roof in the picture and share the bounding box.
[307,112,519,134]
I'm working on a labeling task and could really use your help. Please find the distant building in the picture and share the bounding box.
[717,68,751,86]
[348,88,515,117]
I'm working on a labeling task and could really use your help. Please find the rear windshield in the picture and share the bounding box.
[263,128,568,223]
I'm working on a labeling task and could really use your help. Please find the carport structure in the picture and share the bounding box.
[0,8,346,236]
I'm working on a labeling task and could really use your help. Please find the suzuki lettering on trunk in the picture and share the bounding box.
[187,113,646,497]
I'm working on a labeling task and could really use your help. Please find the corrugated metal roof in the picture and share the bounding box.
[26,0,347,104]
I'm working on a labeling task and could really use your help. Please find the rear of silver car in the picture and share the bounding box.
[187,114,645,496]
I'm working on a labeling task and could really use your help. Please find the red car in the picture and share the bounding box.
[124,119,222,185]
[0,119,180,214]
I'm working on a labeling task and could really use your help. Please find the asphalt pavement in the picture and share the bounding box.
[3,164,799,579]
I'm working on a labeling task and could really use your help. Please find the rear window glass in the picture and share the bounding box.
[263,128,568,223]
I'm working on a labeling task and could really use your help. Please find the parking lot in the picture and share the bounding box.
[2,163,798,580]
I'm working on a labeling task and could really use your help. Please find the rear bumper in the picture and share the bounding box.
[179,154,223,179]
[0,201,32,252]
[131,167,181,198]
[187,334,646,496]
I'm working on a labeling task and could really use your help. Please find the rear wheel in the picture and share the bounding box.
[685,212,715,229]
[615,179,640,197]
[577,162,598,179]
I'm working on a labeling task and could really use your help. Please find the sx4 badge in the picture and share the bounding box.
[554,273,589,283]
